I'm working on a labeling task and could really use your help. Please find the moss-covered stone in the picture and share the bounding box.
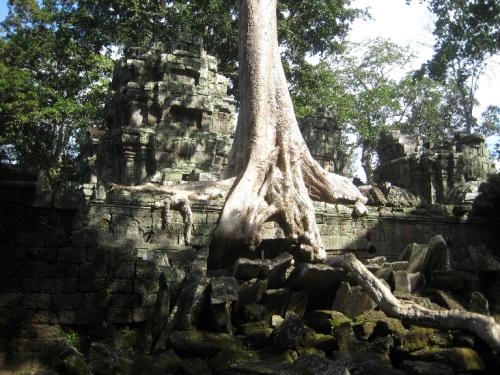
[168,330,244,357]
[302,331,336,352]
[355,310,407,337]
[303,310,351,333]
[238,321,273,349]
[408,347,485,372]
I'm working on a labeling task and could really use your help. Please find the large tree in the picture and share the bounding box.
[116,0,500,351]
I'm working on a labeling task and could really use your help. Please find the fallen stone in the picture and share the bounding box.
[393,270,425,295]
[233,258,263,280]
[455,245,500,272]
[423,235,451,274]
[168,330,243,357]
[235,278,268,317]
[408,347,485,372]
[178,357,212,375]
[428,271,479,293]
[88,342,133,375]
[330,351,404,375]
[290,355,351,375]
[287,263,346,309]
[469,290,490,315]
[170,271,209,330]
[303,310,352,333]
[369,186,388,206]
[261,288,291,316]
[332,282,376,319]
[286,291,308,317]
[399,360,453,375]
[400,243,429,273]
[381,182,421,208]
[262,252,294,288]
[241,303,268,322]
[209,276,239,333]
[273,312,306,350]
[239,320,273,349]
[335,322,361,353]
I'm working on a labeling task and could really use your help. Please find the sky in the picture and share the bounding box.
[0,0,498,172]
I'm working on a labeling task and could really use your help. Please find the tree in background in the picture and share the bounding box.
[409,0,499,134]
[0,1,112,190]
[0,0,363,187]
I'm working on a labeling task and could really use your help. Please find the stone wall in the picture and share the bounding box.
[375,130,496,204]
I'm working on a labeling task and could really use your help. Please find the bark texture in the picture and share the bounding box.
[212,0,366,265]
[328,253,500,352]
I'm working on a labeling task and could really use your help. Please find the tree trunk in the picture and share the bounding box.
[328,254,500,352]
[210,0,366,266]
[361,139,374,185]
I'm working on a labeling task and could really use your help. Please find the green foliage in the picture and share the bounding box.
[0,0,113,189]
[62,329,80,348]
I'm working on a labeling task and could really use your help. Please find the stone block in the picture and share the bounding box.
[170,271,209,330]
[110,294,141,308]
[210,276,239,305]
[26,247,57,262]
[107,279,133,294]
[237,278,268,307]
[0,277,21,292]
[287,263,346,309]
[21,278,52,293]
[21,294,51,309]
[52,278,79,293]
[51,263,80,279]
[58,310,77,325]
[393,271,425,295]
[262,252,293,289]
[30,310,58,324]
[0,293,22,308]
[58,247,84,263]
[52,293,82,309]
[274,312,305,350]
[18,261,50,278]
[261,288,290,316]
[106,308,132,324]
[400,360,453,375]
[79,278,107,292]
[109,262,135,278]
[233,258,263,280]
[286,291,308,317]
[331,282,376,319]
[80,263,107,279]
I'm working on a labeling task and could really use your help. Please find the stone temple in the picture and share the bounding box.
[82,35,235,187]
[1,38,500,373]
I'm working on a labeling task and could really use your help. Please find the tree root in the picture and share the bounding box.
[155,197,193,245]
[327,253,500,352]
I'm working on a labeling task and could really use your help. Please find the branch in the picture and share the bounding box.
[327,253,500,352]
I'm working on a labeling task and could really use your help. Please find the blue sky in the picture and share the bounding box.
[0,1,7,22]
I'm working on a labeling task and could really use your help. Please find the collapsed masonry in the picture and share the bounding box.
[375,130,496,205]
[81,36,235,189]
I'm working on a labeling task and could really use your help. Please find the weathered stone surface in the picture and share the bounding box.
[408,347,485,372]
[170,271,209,330]
[287,263,346,309]
[304,310,352,333]
[261,252,293,288]
[239,321,273,349]
[429,270,479,292]
[236,278,268,310]
[84,37,235,186]
[330,351,404,375]
[273,312,305,350]
[261,288,290,317]
[286,291,308,317]
[168,330,243,357]
[393,270,425,295]
[209,276,238,333]
[332,282,376,319]
[88,342,133,375]
[375,130,495,204]
[469,291,490,315]
[335,322,360,353]
[290,355,350,375]
[233,258,264,280]
[399,360,453,375]
[455,245,500,272]
[381,182,421,208]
